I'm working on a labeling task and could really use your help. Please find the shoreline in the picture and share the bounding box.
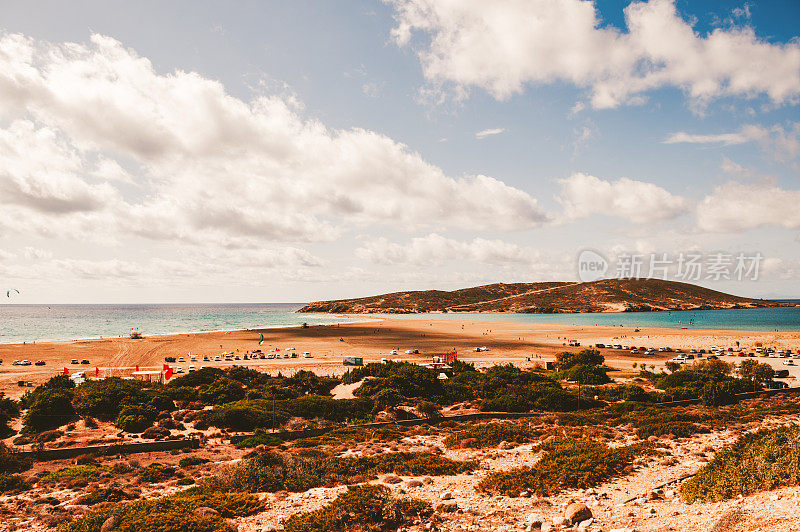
[0,315,382,346]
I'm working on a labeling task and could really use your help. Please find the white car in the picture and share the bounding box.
[287,347,295,351]
[214,355,221,361]
[303,352,312,358]
[188,365,196,372]
[175,367,184,373]
[784,360,795,366]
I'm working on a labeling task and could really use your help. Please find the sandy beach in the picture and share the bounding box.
[2,317,799,398]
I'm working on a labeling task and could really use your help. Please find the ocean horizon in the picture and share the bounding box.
[1,301,799,344]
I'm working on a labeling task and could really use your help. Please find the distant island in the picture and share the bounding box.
[298,278,792,314]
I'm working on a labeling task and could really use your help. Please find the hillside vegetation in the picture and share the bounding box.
[299,278,783,314]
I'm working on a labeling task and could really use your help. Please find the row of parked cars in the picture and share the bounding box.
[5,359,46,366]
[163,350,314,366]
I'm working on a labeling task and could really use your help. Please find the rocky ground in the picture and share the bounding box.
[4,406,800,531]
[230,412,800,532]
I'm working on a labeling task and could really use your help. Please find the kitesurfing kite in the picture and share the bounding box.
[6,289,19,298]
[258,333,264,346]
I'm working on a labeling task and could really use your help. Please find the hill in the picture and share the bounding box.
[298,278,787,314]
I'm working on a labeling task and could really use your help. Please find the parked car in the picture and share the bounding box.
[71,359,79,364]
[175,367,184,374]
[34,360,45,366]
[765,380,789,389]
[80,359,90,364]
[188,365,196,372]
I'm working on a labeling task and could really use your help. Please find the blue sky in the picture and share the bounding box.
[0,0,798,303]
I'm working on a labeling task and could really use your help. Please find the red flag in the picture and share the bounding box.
[136,365,139,371]
[95,367,99,377]
[164,366,173,380]
[63,367,69,375]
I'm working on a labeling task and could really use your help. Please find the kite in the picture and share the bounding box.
[6,289,19,298]
[259,333,264,346]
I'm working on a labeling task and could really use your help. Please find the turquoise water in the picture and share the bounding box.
[0,302,798,344]
[0,303,359,344]
[378,304,800,332]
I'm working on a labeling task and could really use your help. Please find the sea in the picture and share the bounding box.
[0,302,799,344]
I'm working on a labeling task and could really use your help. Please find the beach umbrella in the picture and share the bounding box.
[63,367,68,375]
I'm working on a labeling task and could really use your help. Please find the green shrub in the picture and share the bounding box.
[417,401,441,419]
[282,484,432,532]
[478,438,650,496]
[22,388,77,433]
[682,425,800,502]
[444,422,539,448]
[234,430,283,448]
[199,396,374,431]
[556,349,604,370]
[340,451,476,477]
[116,405,158,433]
[73,378,173,421]
[59,487,266,532]
[292,427,405,448]
[0,473,30,493]
[701,381,737,406]
[0,393,20,437]
[43,465,111,481]
[565,364,610,385]
[75,488,135,505]
[635,421,708,439]
[216,450,474,493]
[139,464,179,483]
[179,456,211,468]
[0,442,31,473]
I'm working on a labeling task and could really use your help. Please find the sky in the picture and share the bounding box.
[0,0,799,304]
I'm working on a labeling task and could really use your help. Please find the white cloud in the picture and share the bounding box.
[0,31,549,252]
[663,131,751,145]
[388,0,800,108]
[556,172,687,223]
[665,122,800,164]
[23,247,53,260]
[697,182,800,232]
[356,233,540,266]
[0,120,119,214]
[475,127,506,139]
[362,82,383,98]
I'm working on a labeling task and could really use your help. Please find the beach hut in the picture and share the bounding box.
[132,370,163,383]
